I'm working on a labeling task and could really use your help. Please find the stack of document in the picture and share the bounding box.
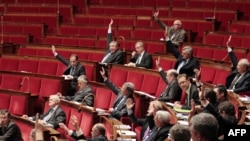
[114,124,131,130]
[117,130,136,137]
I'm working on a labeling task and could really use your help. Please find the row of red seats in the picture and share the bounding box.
[3,13,61,34]
[203,31,250,49]
[0,56,97,81]
[1,22,45,43]
[1,0,85,6]
[0,34,31,44]
[0,90,30,116]
[228,20,250,35]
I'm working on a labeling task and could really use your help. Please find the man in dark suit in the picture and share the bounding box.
[226,40,250,94]
[100,67,134,120]
[52,45,86,96]
[166,40,200,77]
[100,19,124,65]
[0,109,23,141]
[22,95,66,129]
[156,57,182,102]
[59,116,108,141]
[153,10,186,48]
[57,75,94,106]
[144,110,173,141]
[174,74,200,110]
[125,40,153,69]
[126,100,163,141]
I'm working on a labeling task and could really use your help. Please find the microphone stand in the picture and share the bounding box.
[78,93,95,112]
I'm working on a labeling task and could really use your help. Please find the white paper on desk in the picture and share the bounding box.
[117,130,136,137]
[115,124,131,130]
[178,120,189,125]
[239,95,250,102]
[165,102,174,107]
[176,113,188,120]
[135,91,156,99]
[117,138,136,141]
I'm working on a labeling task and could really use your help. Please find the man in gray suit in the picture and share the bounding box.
[57,75,94,106]
[22,95,66,129]
[156,57,182,102]
[0,109,23,141]
[100,19,124,65]
[153,10,186,48]
[52,45,86,96]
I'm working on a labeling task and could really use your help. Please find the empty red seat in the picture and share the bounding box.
[109,67,128,87]
[9,95,28,116]
[196,47,214,60]
[200,66,216,83]
[20,77,42,94]
[36,49,53,57]
[18,47,37,56]
[37,60,58,75]
[0,93,11,109]
[140,74,160,95]
[0,74,22,90]
[0,58,20,71]
[88,52,104,62]
[213,69,230,85]
[18,59,39,73]
[126,71,144,91]
[94,87,112,110]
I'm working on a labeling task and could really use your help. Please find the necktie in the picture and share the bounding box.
[177,60,186,73]
[160,85,169,98]
[142,126,150,140]
[180,91,187,105]
[143,127,157,141]
[114,96,125,110]
[101,53,111,63]
[70,67,75,75]
[229,73,241,89]
[136,54,141,64]
[43,109,54,122]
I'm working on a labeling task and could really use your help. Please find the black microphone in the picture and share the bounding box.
[78,93,95,113]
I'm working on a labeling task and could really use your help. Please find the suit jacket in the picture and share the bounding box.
[104,79,134,120]
[71,130,108,141]
[166,40,200,77]
[226,51,250,93]
[65,85,94,106]
[130,52,153,69]
[128,111,155,140]
[156,18,186,46]
[0,121,23,141]
[146,124,173,141]
[56,54,86,84]
[101,33,124,64]
[34,106,66,129]
[158,70,182,102]
[182,84,200,110]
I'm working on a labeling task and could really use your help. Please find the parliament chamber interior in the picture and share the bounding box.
[0,0,250,141]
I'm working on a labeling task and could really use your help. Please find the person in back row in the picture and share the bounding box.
[125,40,153,69]
[165,30,199,77]
[52,45,86,96]
[57,75,94,106]
[226,36,250,94]
[156,57,182,102]
[100,67,135,120]
[100,19,124,65]
[153,10,186,48]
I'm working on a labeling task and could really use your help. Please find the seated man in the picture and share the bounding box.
[165,31,199,77]
[57,75,94,106]
[22,95,66,129]
[0,109,23,141]
[143,110,173,141]
[100,67,134,120]
[174,74,200,110]
[156,57,182,102]
[226,37,250,94]
[59,116,108,141]
[153,10,186,48]
[52,45,86,96]
[126,100,163,141]
[100,19,124,65]
[125,41,153,69]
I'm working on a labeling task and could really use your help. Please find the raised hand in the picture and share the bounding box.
[126,98,135,110]
[109,19,113,27]
[51,45,56,54]
[153,10,159,20]
[226,35,232,47]
[70,115,79,130]
[100,67,106,77]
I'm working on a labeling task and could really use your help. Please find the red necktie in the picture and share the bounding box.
[180,91,186,105]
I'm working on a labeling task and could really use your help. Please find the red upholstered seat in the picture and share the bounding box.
[18,59,39,73]
[0,58,20,71]
[213,69,230,85]
[140,74,160,95]
[18,47,37,56]
[109,67,128,87]
[0,74,22,90]
[20,77,42,94]
[88,52,104,62]
[155,78,167,98]
[9,95,28,116]
[0,93,11,109]
[79,111,94,138]
[95,87,112,110]
[126,71,144,91]
[37,60,58,75]
[14,120,33,141]
[200,66,216,83]
[36,49,54,57]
